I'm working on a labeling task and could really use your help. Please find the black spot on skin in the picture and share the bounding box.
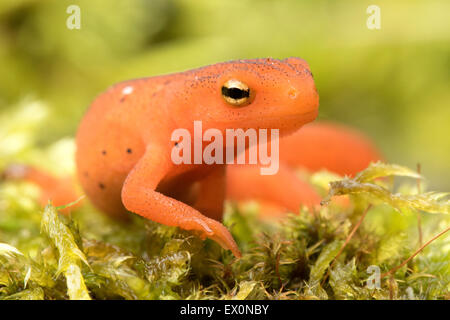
[174,142,179,147]
[102,150,107,155]
[126,148,132,154]
[120,97,125,103]
[84,172,89,177]
[99,183,105,189]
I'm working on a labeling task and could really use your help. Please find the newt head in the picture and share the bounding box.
[169,57,319,135]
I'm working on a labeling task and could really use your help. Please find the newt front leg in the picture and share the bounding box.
[120,145,241,257]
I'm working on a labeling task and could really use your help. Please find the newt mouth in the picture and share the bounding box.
[206,109,319,131]
[244,109,319,131]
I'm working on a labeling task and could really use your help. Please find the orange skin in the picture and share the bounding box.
[279,121,384,177]
[2,58,382,257]
[4,120,381,222]
[2,164,80,213]
[74,58,319,257]
[226,163,322,213]
[227,121,383,214]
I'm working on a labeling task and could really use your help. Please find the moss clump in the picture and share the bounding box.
[0,101,448,300]
[0,159,449,299]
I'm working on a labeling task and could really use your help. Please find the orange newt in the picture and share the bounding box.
[6,58,318,257]
[75,57,319,258]
[2,58,382,257]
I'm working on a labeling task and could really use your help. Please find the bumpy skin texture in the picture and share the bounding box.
[226,122,384,214]
[3,59,384,257]
[226,162,322,214]
[75,58,319,257]
[278,121,384,176]
[4,118,382,222]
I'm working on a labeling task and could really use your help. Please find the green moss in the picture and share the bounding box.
[0,104,449,300]
[0,167,449,299]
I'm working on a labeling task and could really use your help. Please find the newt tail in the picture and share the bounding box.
[2,163,81,213]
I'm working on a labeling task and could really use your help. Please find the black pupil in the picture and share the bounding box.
[222,86,250,100]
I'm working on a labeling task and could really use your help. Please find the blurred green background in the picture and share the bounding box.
[0,0,449,188]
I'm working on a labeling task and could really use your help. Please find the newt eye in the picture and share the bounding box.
[221,79,253,106]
